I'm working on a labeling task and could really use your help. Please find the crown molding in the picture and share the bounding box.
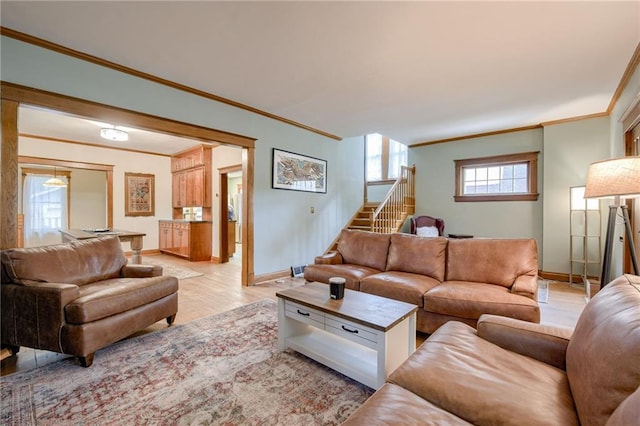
[410,125,542,147]
[0,26,342,141]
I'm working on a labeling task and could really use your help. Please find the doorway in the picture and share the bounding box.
[17,157,113,248]
[219,164,242,264]
[1,82,256,286]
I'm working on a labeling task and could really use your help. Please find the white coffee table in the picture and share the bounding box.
[276,282,418,389]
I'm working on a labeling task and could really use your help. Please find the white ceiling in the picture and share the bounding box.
[2,1,639,153]
[19,107,204,156]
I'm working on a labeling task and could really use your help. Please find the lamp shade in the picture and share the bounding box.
[43,177,67,187]
[584,157,640,199]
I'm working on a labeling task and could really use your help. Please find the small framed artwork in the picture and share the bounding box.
[272,148,327,193]
[124,172,155,216]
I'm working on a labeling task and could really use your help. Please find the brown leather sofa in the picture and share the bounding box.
[342,274,640,425]
[304,229,539,334]
[1,236,178,367]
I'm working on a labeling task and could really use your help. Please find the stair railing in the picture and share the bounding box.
[369,165,415,233]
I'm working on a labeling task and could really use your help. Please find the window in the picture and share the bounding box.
[454,151,539,202]
[366,133,408,182]
[22,170,70,247]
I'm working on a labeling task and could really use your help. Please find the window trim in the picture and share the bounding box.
[454,151,539,202]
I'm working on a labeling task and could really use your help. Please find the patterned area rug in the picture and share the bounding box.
[0,300,373,425]
[141,258,204,280]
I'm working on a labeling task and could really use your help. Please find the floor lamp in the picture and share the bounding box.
[584,157,640,287]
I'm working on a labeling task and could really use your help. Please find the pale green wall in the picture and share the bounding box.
[1,36,364,276]
[410,113,628,276]
[409,129,544,257]
[541,116,610,274]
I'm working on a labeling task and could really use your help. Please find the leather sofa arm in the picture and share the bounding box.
[477,314,572,370]
[511,274,538,299]
[1,282,80,352]
[314,252,343,265]
[121,264,163,278]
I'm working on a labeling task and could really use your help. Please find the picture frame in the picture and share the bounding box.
[124,172,155,216]
[272,148,327,193]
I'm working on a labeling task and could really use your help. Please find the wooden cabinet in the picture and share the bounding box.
[172,223,190,257]
[228,221,236,257]
[171,146,211,210]
[172,172,187,208]
[159,220,173,251]
[159,220,212,261]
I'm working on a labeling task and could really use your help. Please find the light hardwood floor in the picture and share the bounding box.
[0,251,588,376]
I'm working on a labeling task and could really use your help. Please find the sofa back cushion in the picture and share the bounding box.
[566,274,640,426]
[386,233,447,281]
[445,238,538,288]
[338,229,391,272]
[1,237,127,286]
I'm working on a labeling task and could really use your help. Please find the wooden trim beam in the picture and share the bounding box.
[1,99,19,249]
[1,82,256,149]
[18,155,114,171]
[243,147,255,286]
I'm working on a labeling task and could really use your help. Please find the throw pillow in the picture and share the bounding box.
[416,226,439,237]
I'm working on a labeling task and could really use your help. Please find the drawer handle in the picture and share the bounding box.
[341,325,359,334]
[296,309,310,317]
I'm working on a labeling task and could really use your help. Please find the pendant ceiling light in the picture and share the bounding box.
[100,125,129,142]
[43,168,67,187]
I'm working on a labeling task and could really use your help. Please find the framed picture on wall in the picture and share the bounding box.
[124,172,155,216]
[272,148,327,193]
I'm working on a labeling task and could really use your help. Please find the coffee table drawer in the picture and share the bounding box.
[285,301,324,328]
[325,316,379,348]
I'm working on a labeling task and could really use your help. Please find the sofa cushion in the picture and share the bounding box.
[360,272,439,307]
[566,274,640,426]
[342,383,472,425]
[337,229,391,272]
[446,238,538,289]
[424,281,540,323]
[303,264,380,290]
[388,321,579,426]
[1,237,127,286]
[65,276,179,323]
[386,233,447,281]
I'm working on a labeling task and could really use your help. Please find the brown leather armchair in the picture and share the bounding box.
[343,274,640,425]
[1,236,178,367]
[410,215,445,236]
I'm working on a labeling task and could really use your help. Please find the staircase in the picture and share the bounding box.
[347,202,381,231]
[326,165,416,252]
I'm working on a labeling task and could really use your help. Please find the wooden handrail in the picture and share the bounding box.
[370,165,415,233]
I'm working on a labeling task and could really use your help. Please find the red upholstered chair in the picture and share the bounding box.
[410,215,445,236]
